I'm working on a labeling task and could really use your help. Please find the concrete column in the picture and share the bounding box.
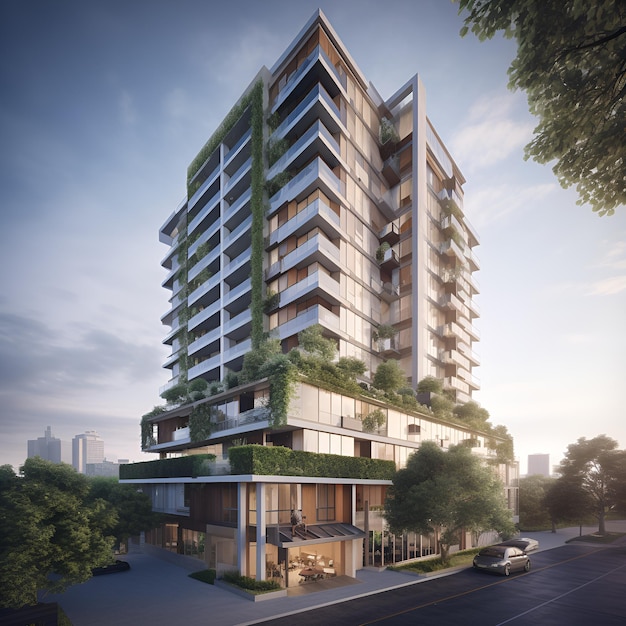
[256,482,266,580]
[237,482,247,576]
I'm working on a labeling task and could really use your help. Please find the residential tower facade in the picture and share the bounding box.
[123,10,517,589]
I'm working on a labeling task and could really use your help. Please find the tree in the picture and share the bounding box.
[557,435,624,534]
[336,356,367,380]
[297,324,337,362]
[453,400,490,430]
[0,459,114,609]
[543,475,594,532]
[518,474,555,529]
[87,477,162,551]
[385,442,515,561]
[416,376,443,394]
[373,359,406,394]
[457,0,626,216]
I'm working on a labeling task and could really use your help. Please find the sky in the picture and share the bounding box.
[1,0,624,475]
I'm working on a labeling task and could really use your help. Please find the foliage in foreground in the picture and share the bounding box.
[0,459,114,609]
[0,459,162,609]
[457,0,625,216]
[385,441,515,561]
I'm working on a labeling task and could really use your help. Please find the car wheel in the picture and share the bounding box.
[504,564,510,576]
[524,560,531,572]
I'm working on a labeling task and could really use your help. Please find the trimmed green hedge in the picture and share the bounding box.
[119,454,216,479]
[228,445,395,480]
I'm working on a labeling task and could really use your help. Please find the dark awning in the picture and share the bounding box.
[267,523,366,548]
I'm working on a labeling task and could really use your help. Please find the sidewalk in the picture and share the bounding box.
[49,521,626,626]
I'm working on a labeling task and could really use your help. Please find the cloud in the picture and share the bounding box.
[464,182,555,229]
[451,92,534,172]
[0,311,163,400]
[586,275,626,296]
[595,240,626,270]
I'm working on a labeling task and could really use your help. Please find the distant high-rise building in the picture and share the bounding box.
[528,453,550,477]
[27,426,70,464]
[72,430,105,474]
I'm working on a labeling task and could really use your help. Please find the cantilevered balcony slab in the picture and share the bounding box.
[268,199,342,248]
[279,271,341,308]
[269,157,345,216]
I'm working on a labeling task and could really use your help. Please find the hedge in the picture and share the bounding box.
[119,454,216,479]
[228,445,395,480]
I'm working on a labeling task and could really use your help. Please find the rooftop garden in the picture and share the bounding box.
[120,446,395,481]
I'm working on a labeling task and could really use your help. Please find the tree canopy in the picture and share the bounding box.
[86,477,162,550]
[457,0,626,216]
[0,459,114,609]
[384,441,515,560]
[555,434,626,533]
[518,474,554,529]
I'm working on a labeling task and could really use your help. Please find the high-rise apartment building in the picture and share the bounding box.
[123,11,515,589]
[158,13,479,402]
[72,430,105,474]
[27,426,70,464]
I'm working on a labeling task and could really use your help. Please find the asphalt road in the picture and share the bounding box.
[258,543,626,625]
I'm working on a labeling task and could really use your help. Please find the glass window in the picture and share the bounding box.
[317,484,335,522]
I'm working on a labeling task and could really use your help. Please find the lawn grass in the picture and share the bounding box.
[388,547,481,574]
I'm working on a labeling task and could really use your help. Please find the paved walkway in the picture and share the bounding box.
[48,521,626,626]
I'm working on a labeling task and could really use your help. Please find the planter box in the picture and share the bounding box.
[214,579,287,602]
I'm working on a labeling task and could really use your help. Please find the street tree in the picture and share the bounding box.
[543,475,594,532]
[0,459,114,609]
[457,0,626,216]
[519,474,555,529]
[385,441,515,561]
[87,477,162,551]
[557,435,624,534]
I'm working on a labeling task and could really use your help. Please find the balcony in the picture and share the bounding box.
[266,234,340,280]
[188,354,220,381]
[466,247,480,271]
[223,309,252,340]
[439,239,465,263]
[188,190,220,236]
[378,222,400,246]
[269,198,341,248]
[378,247,400,271]
[188,328,220,359]
[439,349,471,371]
[376,336,400,357]
[223,214,252,260]
[271,44,346,114]
[271,83,343,143]
[381,154,400,186]
[438,188,463,219]
[376,187,399,220]
[267,120,341,182]
[279,270,341,308]
[269,157,344,216]
[275,304,340,341]
[188,163,220,212]
[442,376,470,395]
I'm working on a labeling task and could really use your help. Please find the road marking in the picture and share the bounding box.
[495,561,626,624]
[359,547,610,625]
